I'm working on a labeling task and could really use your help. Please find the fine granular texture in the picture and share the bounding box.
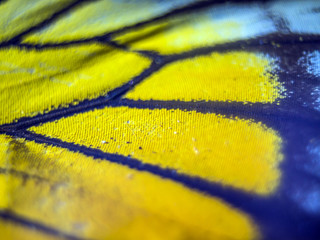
[0,1,320,239]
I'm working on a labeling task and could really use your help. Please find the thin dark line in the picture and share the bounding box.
[0,1,319,239]
[264,2,290,33]
[4,129,320,240]
[6,130,263,210]
[2,34,320,132]
[13,37,133,54]
[2,0,317,52]
[1,0,97,45]
[0,0,234,49]
[8,32,320,53]
[2,129,283,207]
[0,60,164,131]
[112,99,320,125]
[100,0,262,38]
[0,209,88,240]
[19,0,251,46]
[164,34,320,60]
[7,34,320,71]
[0,167,50,182]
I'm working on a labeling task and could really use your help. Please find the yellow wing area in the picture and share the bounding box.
[0,0,74,43]
[22,0,197,44]
[113,4,276,54]
[0,220,59,240]
[0,0,296,239]
[0,136,10,209]
[0,44,150,125]
[0,134,259,240]
[125,52,285,103]
[30,107,282,195]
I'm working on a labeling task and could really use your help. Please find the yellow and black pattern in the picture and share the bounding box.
[0,0,320,239]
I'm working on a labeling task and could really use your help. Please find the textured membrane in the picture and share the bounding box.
[0,1,320,240]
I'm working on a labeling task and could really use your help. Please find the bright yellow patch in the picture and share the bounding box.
[125,52,285,103]
[0,44,150,125]
[31,107,283,195]
[0,135,259,240]
[0,0,73,42]
[0,220,59,240]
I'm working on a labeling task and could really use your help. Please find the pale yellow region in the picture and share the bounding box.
[113,3,277,55]
[0,0,74,42]
[0,220,59,240]
[125,51,285,103]
[0,44,150,125]
[31,107,283,195]
[22,0,195,44]
[0,135,10,209]
[114,17,242,54]
[0,135,259,240]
